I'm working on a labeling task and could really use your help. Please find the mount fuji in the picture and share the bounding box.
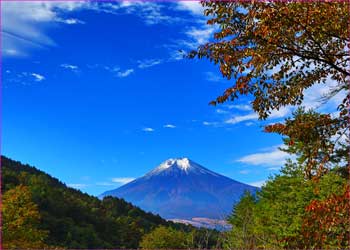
[100,158,258,220]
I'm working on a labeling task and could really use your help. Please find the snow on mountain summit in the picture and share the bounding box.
[157,158,191,171]
[147,157,218,176]
[172,158,191,170]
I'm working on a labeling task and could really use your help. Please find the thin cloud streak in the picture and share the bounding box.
[249,180,266,188]
[237,145,289,167]
[117,69,134,78]
[111,177,135,185]
[61,63,79,71]
[142,127,155,132]
[31,73,45,82]
[164,124,176,128]
[68,183,88,189]
[137,59,162,69]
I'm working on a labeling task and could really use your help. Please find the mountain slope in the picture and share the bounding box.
[1,156,194,248]
[100,158,258,219]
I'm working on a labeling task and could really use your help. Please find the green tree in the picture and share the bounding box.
[262,109,350,248]
[140,226,189,249]
[190,227,223,249]
[225,191,256,250]
[254,162,313,249]
[225,161,347,249]
[2,185,48,248]
[265,108,349,179]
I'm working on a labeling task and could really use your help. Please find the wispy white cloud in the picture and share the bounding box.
[226,104,252,111]
[216,109,229,114]
[186,25,214,45]
[94,2,180,26]
[239,170,250,174]
[248,180,266,188]
[202,121,218,126]
[3,48,21,57]
[182,25,216,49]
[137,59,162,69]
[96,182,117,186]
[164,124,176,128]
[100,65,120,73]
[117,69,134,78]
[5,71,46,86]
[204,72,223,82]
[2,2,203,58]
[2,2,87,57]
[143,127,155,132]
[169,50,186,61]
[237,145,289,167]
[216,80,342,127]
[225,113,259,124]
[268,167,281,171]
[31,73,45,82]
[68,183,88,189]
[269,107,291,119]
[301,79,346,112]
[2,2,184,58]
[87,64,135,78]
[164,8,216,53]
[214,80,343,127]
[61,63,79,71]
[111,177,135,185]
[225,107,291,125]
[57,18,85,25]
[175,1,205,16]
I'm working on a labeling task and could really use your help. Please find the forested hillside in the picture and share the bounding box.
[1,156,220,249]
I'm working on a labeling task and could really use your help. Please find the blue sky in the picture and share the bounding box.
[2,1,343,196]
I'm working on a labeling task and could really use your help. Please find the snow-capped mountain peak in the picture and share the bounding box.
[146,157,220,177]
[157,158,191,171]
